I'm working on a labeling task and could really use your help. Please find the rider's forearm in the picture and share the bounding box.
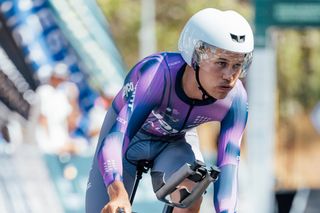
[97,128,126,186]
[97,138,124,186]
[107,180,129,200]
[214,164,238,213]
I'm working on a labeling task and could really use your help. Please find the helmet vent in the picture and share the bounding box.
[230,33,245,43]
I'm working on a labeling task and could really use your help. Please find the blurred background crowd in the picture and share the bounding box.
[0,0,320,213]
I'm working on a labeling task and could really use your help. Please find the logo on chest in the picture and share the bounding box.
[184,116,211,129]
[193,116,210,124]
[147,108,180,134]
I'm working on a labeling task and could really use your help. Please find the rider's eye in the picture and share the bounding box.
[233,64,242,69]
[216,61,226,67]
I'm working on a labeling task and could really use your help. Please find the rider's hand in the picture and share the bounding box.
[101,181,131,213]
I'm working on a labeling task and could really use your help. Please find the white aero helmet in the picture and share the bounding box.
[178,8,254,77]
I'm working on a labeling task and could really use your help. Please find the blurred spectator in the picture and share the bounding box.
[1,122,10,144]
[0,122,10,154]
[35,63,88,154]
[87,89,115,149]
[59,77,89,153]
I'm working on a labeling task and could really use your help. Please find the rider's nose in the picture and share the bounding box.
[222,68,234,82]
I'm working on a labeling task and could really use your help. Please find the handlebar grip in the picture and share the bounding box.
[116,208,138,213]
[209,165,221,180]
[116,207,125,213]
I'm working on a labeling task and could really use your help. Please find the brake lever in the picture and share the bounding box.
[116,207,138,213]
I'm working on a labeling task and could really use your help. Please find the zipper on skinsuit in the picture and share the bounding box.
[179,100,195,132]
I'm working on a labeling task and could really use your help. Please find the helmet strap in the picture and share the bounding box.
[193,62,215,101]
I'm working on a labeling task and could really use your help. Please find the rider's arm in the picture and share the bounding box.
[214,88,248,213]
[96,55,167,190]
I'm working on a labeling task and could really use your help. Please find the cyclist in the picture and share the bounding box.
[86,8,254,213]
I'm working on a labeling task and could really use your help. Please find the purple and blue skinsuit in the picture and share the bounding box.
[95,52,248,212]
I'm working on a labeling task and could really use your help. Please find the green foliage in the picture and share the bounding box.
[277,29,320,116]
[97,0,252,67]
[97,0,141,67]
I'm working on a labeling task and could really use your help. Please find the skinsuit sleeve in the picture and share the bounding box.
[96,55,167,187]
[214,88,248,213]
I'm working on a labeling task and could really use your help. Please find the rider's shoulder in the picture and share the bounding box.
[135,52,168,71]
[135,52,184,74]
[141,52,183,64]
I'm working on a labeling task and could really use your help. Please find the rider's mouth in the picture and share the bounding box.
[218,85,232,91]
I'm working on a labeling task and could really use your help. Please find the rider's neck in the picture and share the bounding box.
[182,65,203,100]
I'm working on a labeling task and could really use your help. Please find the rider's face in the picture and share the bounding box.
[198,48,245,99]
